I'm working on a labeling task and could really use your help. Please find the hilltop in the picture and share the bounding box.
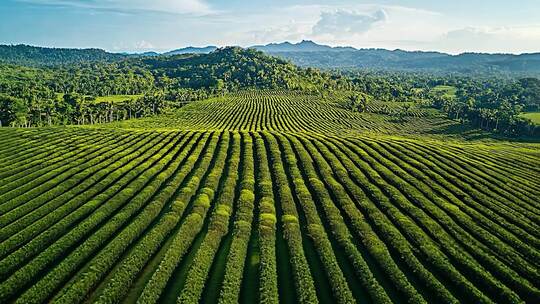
[131,47,347,91]
[0,46,347,95]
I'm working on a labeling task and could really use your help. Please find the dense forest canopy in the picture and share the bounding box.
[0,44,126,66]
[133,47,350,92]
[346,71,540,136]
[0,44,538,137]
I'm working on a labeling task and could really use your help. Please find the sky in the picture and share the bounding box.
[0,0,539,54]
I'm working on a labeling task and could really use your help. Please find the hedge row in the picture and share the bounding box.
[0,132,158,238]
[136,131,230,304]
[253,133,279,304]
[41,132,207,304]
[283,133,393,304]
[218,133,255,304]
[272,132,355,304]
[385,141,540,268]
[0,131,131,207]
[357,138,540,302]
[0,132,189,302]
[263,132,318,304]
[329,136,523,303]
[309,136,495,303]
[89,132,218,303]
[177,132,242,303]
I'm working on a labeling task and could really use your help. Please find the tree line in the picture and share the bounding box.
[429,77,540,136]
[345,71,540,137]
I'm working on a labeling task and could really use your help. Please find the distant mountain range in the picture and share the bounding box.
[166,41,540,75]
[1,41,540,76]
[252,40,357,52]
[163,40,356,55]
[164,46,218,56]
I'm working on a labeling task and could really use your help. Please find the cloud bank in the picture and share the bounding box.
[236,4,540,54]
[440,26,540,53]
[6,1,539,54]
[17,0,211,14]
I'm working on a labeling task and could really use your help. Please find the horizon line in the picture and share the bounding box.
[2,41,540,57]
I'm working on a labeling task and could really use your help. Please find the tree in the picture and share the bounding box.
[0,95,27,127]
[345,93,372,113]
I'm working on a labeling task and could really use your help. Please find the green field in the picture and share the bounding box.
[521,112,540,124]
[94,95,143,103]
[431,85,457,98]
[55,94,142,104]
[0,91,539,304]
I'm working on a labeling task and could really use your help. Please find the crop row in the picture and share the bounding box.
[0,127,538,303]
[107,91,450,136]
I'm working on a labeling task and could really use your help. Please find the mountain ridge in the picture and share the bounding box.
[1,42,539,75]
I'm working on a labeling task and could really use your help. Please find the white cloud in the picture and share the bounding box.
[17,0,212,14]
[176,3,540,54]
[312,9,387,37]
[134,40,155,50]
[228,4,446,50]
[439,26,540,54]
[17,1,537,54]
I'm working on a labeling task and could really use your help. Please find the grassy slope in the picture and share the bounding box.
[521,112,540,125]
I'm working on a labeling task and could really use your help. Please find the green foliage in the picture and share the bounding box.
[268,46,540,76]
[520,112,540,124]
[0,44,125,66]
[343,92,372,112]
[0,95,26,127]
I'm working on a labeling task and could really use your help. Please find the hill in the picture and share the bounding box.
[0,90,538,303]
[252,40,356,52]
[3,43,540,76]
[0,44,126,66]
[0,46,346,94]
[2,46,539,137]
[134,47,347,91]
[108,90,460,137]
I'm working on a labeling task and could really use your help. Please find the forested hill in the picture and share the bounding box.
[0,44,126,66]
[0,46,354,127]
[133,47,348,91]
[274,49,540,76]
[0,46,347,93]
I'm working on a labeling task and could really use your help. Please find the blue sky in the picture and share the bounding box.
[1,0,539,54]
